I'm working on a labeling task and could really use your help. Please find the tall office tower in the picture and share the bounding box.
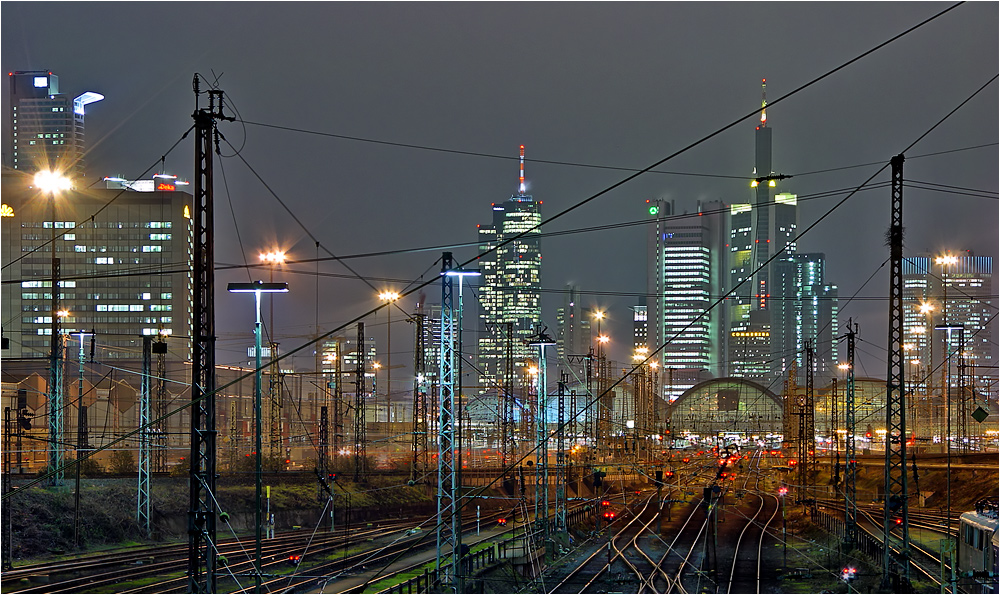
[772,253,839,377]
[903,254,995,400]
[477,146,542,393]
[8,71,103,177]
[728,80,798,381]
[1,171,192,359]
[646,198,728,395]
[632,305,648,353]
[555,284,591,359]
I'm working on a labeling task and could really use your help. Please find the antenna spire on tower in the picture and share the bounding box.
[760,78,767,127]
[518,145,526,195]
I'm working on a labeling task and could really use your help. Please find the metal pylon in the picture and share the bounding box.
[153,337,168,473]
[411,313,428,483]
[47,254,64,487]
[500,322,514,470]
[842,321,859,549]
[268,342,282,463]
[436,252,461,592]
[555,375,567,534]
[806,341,816,496]
[188,78,230,593]
[138,337,152,537]
[882,154,911,588]
[354,323,367,482]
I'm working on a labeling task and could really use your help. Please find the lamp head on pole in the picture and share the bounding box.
[227,281,289,294]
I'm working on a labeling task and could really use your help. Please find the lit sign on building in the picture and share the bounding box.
[0,204,13,217]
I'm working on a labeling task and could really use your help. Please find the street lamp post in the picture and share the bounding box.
[379,291,400,424]
[528,328,556,545]
[37,171,72,487]
[228,281,288,594]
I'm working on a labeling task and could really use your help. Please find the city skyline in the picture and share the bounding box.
[1,2,996,384]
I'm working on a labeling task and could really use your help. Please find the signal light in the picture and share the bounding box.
[288,554,301,565]
[601,500,610,508]
[603,511,616,520]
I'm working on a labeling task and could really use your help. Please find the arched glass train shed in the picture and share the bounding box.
[666,376,892,442]
[668,377,783,438]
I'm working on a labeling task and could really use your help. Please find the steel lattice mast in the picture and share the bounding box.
[882,154,911,588]
[500,322,515,470]
[555,374,567,534]
[188,78,230,593]
[138,337,152,537]
[268,342,282,462]
[153,336,168,473]
[528,327,556,545]
[842,321,858,549]
[47,218,64,487]
[436,252,460,592]
[354,322,367,482]
[411,313,428,483]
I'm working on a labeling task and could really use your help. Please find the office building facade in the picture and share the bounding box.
[1,171,193,360]
[904,254,995,400]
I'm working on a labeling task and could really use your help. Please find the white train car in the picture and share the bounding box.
[959,499,999,593]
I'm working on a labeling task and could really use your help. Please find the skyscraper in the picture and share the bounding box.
[728,80,798,381]
[772,253,839,377]
[646,198,728,394]
[8,70,103,177]
[477,146,542,392]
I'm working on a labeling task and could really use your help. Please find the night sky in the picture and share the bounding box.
[3,2,997,380]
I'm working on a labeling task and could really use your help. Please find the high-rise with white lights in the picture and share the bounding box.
[646,198,728,395]
[477,146,542,392]
[8,70,103,177]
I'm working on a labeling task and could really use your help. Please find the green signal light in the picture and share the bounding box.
[649,206,659,216]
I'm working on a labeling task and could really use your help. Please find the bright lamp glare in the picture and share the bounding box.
[34,171,72,193]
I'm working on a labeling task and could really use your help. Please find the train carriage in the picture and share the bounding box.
[959,499,999,593]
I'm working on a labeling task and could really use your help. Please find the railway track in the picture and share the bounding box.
[3,522,408,594]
